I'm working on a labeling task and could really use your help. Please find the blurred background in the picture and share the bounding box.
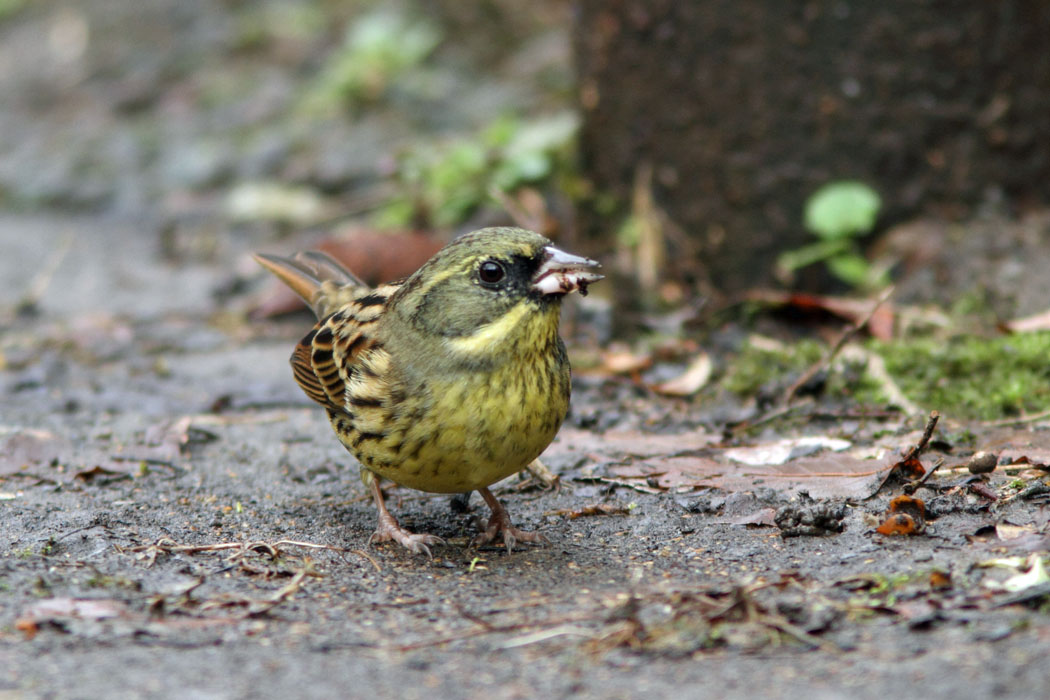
[0,0,576,259]
[3,0,1050,420]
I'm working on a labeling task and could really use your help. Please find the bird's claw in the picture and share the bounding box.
[473,513,549,553]
[370,513,444,557]
[473,487,548,553]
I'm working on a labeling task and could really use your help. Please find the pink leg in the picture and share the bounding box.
[367,477,444,557]
[474,487,549,552]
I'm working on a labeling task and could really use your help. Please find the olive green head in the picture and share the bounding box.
[387,227,602,363]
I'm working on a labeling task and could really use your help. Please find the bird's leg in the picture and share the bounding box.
[474,487,549,552]
[367,476,444,557]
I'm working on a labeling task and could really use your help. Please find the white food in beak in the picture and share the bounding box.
[531,245,603,296]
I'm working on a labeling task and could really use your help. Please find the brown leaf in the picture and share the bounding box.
[929,570,952,590]
[138,416,217,464]
[893,455,927,480]
[996,523,1035,541]
[73,465,131,482]
[547,503,632,519]
[143,416,195,461]
[316,229,445,286]
[745,289,896,341]
[549,429,892,498]
[891,599,941,624]
[614,453,891,499]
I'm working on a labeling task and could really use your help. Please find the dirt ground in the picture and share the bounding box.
[3,2,1050,699]
[4,215,1050,700]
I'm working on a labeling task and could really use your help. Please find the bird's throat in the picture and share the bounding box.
[442,301,560,363]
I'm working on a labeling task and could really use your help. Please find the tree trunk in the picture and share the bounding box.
[573,0,1050,294]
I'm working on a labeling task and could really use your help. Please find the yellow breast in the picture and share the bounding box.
[355,352,569,493]
[335,309,570,492]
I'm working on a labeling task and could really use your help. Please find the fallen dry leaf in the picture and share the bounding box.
[142,416,195,461]
[0,429,71,475]
[745,289,896,341]
[613,453,892,499]
[546,503,632,519]
[725,437,851,467]
[548,429,893,499]
[600,348,652,375]
[892,455,927,480]
[889,494,925,519]
[1003,308,1050,333]
[16,597,129,638]
[929,570,952,590]
[653,352,713,396]
[1000,554,1050,593]
[996,523,1036,541]
[547,428,719,461]
[74,465,131,482]
[720,507,778,528]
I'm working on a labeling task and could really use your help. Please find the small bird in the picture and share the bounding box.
[255,227,602,555]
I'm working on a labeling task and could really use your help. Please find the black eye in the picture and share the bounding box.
[478,260,505,285]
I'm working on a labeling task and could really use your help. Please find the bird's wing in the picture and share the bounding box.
[289,280,404,413]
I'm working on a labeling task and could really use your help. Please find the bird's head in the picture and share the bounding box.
[389,227,602,363]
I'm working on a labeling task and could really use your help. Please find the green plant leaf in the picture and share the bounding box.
[826,253,873,286]
[804,181,881,240]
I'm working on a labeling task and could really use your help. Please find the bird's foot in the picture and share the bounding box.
[473,487,549,553]
[367,476,443,557]
[369,511,444,558]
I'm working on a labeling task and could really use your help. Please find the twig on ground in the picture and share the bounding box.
[122,537,380,572]
[17,230,74,313]
[391,614,598,652]
[901,411,940,465]
[727,399,812,437]
[242,566,314,618]
[981,407,1050,427]
[904,457,945,494]
[845,345,923,416]
[781,286,895,407]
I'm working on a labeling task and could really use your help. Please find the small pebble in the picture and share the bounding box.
[967,451,998,474]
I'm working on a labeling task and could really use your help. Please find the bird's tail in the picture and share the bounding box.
[254,251,366,318]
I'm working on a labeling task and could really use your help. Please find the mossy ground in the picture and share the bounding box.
[720,331,1050,420]
[870,332,1050,419]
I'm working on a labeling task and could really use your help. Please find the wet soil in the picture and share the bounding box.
[4,213,1050,700]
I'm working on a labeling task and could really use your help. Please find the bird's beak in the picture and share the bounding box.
[531,246,603,297]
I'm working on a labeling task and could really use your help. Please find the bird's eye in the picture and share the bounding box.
[477,260,506,285]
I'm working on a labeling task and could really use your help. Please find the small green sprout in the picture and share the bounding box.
[777,181,884,289]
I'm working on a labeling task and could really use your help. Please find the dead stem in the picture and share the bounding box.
[781,286,895,407]
[123,537,380,571]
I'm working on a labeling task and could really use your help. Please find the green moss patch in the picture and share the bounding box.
[868,332,1050,420]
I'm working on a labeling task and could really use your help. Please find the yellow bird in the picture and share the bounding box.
[256,227,602,555]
